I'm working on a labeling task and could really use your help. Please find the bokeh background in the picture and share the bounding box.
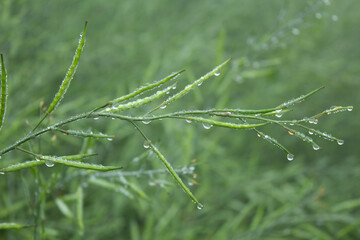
[0,0,359,239]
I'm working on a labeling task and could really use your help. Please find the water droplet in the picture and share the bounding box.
[197,82,203,86]
[197,203,204,210]
[143,141,150,149]
[188,181,194,186]
[315,13,322,19]
[105,107,111,111]
[214,72,220,76]
[309,118,318,124]
[292,28,300,35]
[313,145,320,151]
[45,160,55,167]
[337,140,344,145]
[275,111,283,118]
[111,117,115,120]
[107,138,113,141]
[347,106,353,111]
[186,119,192,123]
[35,157,41,161]
[142,120,151,125]
[0,171,4,175]
[287,153,294,161]
[172,86,177,90]
[160,105,167,109]
[331,15,338,22]
[93,117,99,120]
[202,123,213,130]
[309,130,314,135]
[289,123,294,126]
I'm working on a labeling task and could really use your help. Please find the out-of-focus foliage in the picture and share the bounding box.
[0,0,359,239]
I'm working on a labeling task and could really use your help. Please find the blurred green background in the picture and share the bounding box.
[0,0,359,239]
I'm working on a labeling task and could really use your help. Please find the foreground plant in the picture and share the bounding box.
[0,22,353,235]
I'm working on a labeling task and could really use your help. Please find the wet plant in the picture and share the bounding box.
[0,19,353,238]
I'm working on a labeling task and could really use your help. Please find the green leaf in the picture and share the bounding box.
[0,222,32,230]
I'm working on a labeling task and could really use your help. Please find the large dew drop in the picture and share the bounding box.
[143,141,150,149]
[0,171,4,175]
[202,123,213,130]
[160,105,167,109]
[45,160,55,167]
[287,153,294,161]
[214,72,220,77]
[142,120,151,125]
[312,145,320,151]
[186,119,192,123]
[197,203,204,210]
[337,140,344,145]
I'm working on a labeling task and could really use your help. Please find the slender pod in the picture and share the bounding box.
[148,59,231,114]
[109,70,184,105]
[130,121,203,209]
[33,21,88,131]
[0,54,8,131]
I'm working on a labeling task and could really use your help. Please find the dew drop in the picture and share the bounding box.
[143,141,150,149]
[292,28,300,35]
[337,140,344,145]
[197,203,204,210]
[275,111,283,118]
[142,120,151,125]
[160,105,167,109]
[0,171,4,175]
[45,160,55,167]
[309,118,318,124]
[105,107,111,111]
[309,130,314,135]
[186,119,192,123]
[197,82,203,86]
[347,106,353,111]
[93,117,99,120]
[331,15,338,21]
[214,72,220,77]
[107,138,113,141]
[172,86,177,90]
[111,117,115,120]
[202,123,213,130]
[287,153,294,161]
[312,145,320,151]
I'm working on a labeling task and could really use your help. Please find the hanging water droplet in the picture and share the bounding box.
[313,145,320,151]
[309,118,318,124]
[197,82,203,86]
[347,106,353,111]
[275,111,283,118]
[188,181,194,186]
[287,153,294,161]
[111,117,115,120]
[197,203,204,210]
[315,13,322,19]
[105,107,111,111]
[292,28,300,35]
[45,160,55,167]
[309,130,314,135]
[143,141,150,149]
[186,119,192,123]
[289,123,294,126]
[202,123,213,130]
[214,72,220,76]
[142,120,151,125]
[107,138,113,141]
[331,15,338,21]
[93,117,99,120]
[337,140,344,145]
[172,86,177,90]
[160,105,167,109]
[0,171,4,175]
